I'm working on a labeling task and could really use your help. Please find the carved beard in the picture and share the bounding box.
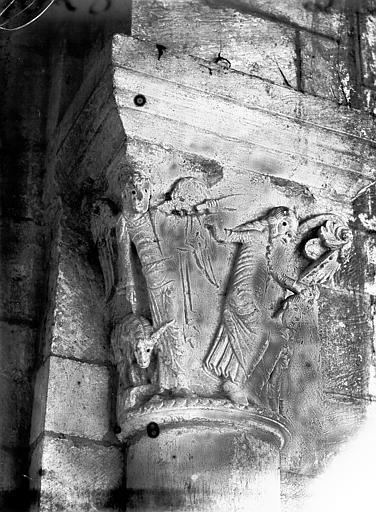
[268,236,294,274]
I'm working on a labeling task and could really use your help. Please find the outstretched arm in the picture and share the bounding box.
[207,222,264,244]
[271,270,306,294]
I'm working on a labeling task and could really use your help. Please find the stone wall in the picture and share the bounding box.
[0,24,50,512]
[0,2,131,511]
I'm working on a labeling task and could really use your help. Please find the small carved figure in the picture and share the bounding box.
[111,314,173,408]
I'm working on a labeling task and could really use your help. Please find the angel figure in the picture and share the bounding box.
[91,171,184,396]
[158,177,221,288]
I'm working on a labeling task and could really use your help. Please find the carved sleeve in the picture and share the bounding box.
[223,226,264,244]
[270,270,302,294]
[116,216,135,290]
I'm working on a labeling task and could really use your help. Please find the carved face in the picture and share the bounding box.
[122,175,151,214]
[134,336,156,368]
[269,208,298,245]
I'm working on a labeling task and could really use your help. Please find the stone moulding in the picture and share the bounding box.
[117,396,292,449]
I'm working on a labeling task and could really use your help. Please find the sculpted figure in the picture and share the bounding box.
[204,208,352,410]
[204,207,301,406]
[159,177,220,288]
[116,172,173,319]
[91,170,185,405]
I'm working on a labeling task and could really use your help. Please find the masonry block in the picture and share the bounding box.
[204,0,345,38]
[360,13,376,88]
[0,219,45,323]
[43,356,112,441]
[0,445,31,511]
[48,225,109,363]
[132,0,297,88]
[0,322,36,448]
[29,435,123,512]
[300,32,344,102]
[319,288,372,398]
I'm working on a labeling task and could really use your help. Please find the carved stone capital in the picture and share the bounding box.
[91,167,352,439]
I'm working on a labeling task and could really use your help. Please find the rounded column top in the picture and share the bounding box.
[118,396,292,449]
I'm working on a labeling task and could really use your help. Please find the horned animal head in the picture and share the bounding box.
[124,315,173,369]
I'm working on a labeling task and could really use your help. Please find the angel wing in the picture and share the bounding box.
[300,251,340,285]
[91,198,119,301]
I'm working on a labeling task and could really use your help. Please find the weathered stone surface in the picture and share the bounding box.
[323,393,369,444]
[281,393,368,475]
[112,35,376,142]
[281,472,315,512]
[124,137,349,218]
[112,36,376,210]
[0,219,45,323]
[132,0,298,88]
[333,228,376,294]
[127,427,280,512]
[202,0,345,38]
[0,40,48,223]
[0,446,20,492]
[47,224,109,363]
[43,356,112,441]
[283,400,376,511]
[29,358,49,445]
[50,88,124,209]
[0,148,46,223]
[319,287,372,397]
[300,33,344,102]
[0,322,36,448]
[29,434,122,512]
[360,13,376,88]
[0,445,31,511]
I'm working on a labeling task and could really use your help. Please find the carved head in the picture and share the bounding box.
[267,207,298,245]
[121,172,151,215]
[134,336,156,369]
[124,314,172,369]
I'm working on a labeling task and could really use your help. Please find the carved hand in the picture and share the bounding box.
[205,222,226,242]
[195,199,219,214]
[292,281,307,294]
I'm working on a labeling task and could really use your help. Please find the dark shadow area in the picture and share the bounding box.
[0,2,131,510]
